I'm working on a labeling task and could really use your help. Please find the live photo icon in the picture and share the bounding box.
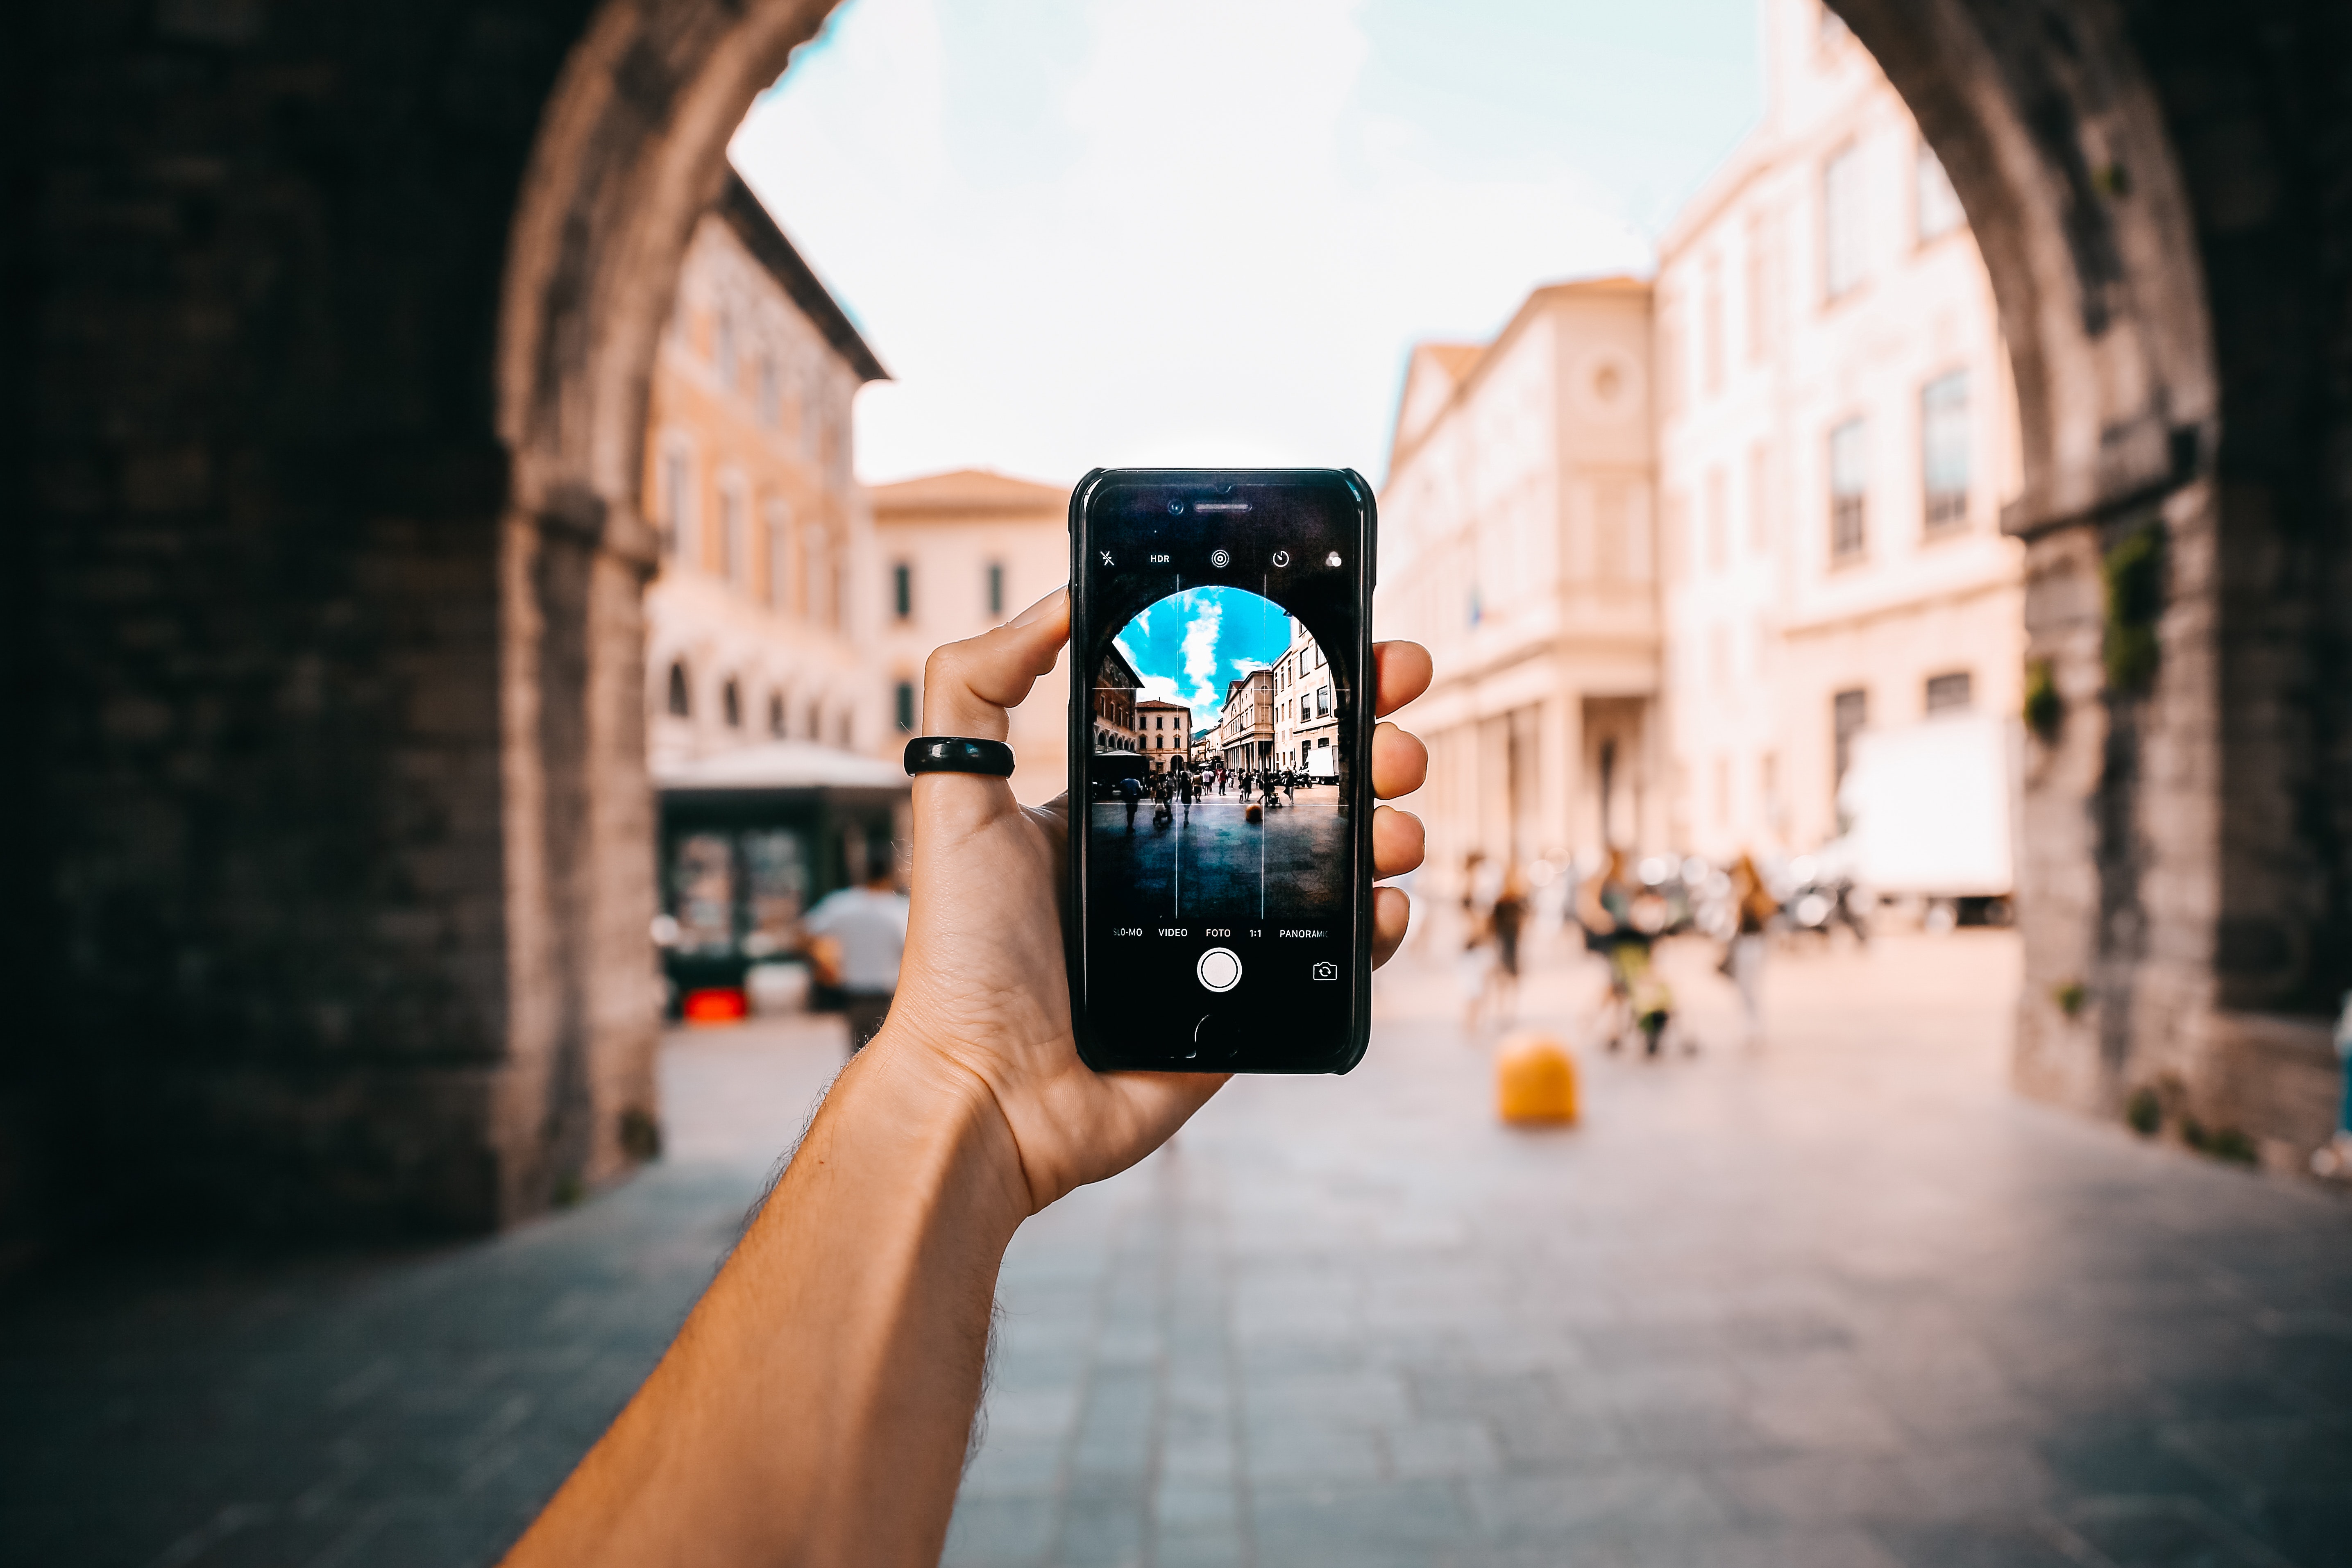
[1311,961,1339,982]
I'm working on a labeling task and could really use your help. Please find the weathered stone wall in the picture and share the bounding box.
[1842,0,2352,1165]
[2,0,832,1243]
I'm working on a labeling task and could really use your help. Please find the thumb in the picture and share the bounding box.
[920,588,1069,740]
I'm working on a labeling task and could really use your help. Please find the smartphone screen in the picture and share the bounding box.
[1067,469,1375,1074]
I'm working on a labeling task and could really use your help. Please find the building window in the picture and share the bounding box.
[895,680,916,733]
[1828,418,1869,562]
[720,484,744,583]
[1317,685,1332,717]
[667,661,691,718]
[1744,209,1772,364]
[1705,466,1728,572]
[1833,687,1869,789]
[769,692,787,736]
[1921,370,1971,532]
[1917,141,1966,242]
[892,561,912,621]
[1823,143,1866,301]
[1746,442,1772,552]
[765,501,791,610]
[758,355,780,427]
[986,560,1005,618]
[723,678,742,729]
[662,448,694,562]
[1925,671,1974,713]
[715,309,736,390]
[1702,258,1725,397]
[836,711,852,749]
[1656,301,1683,418]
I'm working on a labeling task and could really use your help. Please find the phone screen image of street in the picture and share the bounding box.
[1089,585,1349,923]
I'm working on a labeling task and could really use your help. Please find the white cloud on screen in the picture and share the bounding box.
[1179,595,1222,708]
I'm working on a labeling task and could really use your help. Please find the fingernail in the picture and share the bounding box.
[1012,586,1068,628]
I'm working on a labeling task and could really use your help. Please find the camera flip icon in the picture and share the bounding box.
[1311,961,1339,982]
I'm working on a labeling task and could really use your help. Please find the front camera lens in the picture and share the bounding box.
[1168,500,1184,515]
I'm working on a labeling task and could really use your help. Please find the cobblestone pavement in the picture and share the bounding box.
[6,934,2350,1568]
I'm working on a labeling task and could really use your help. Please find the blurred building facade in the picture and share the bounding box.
[869,470,1073,805]
[1654,0,2024,861]
[643,177,889,774]
[1376,279,1663,893]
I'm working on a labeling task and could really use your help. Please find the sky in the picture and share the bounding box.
[729,0,1762,486]
[1114,587,1293,715]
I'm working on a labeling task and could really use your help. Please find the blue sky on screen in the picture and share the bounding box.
[1115,587,1295,715]
[731,0,1761,485]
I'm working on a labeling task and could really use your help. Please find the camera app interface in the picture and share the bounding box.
[1080,477,1361,1068]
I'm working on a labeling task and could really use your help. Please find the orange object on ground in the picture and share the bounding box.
[682,987,748,1025]
[1496,1030,1578,1123]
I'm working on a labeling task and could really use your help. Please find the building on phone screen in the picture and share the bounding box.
[1134,701,1193,772]
[1213,669,1275,775]
[869,468,1072,805]
[1271,616,1340,779]
[1093,645,1141,755]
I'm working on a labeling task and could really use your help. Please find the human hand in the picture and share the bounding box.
[871,588,1431,1216]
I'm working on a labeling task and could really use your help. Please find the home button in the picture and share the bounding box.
[1196,946,1242,993]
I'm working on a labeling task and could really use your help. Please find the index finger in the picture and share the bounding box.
[1373,641,1431,717]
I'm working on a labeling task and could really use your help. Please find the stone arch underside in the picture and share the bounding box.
[1838,0,2350,1156]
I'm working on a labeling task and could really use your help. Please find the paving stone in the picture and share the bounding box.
[8,938,2352,1568]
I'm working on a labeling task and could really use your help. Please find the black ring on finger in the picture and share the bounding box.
[903,736,1016,778]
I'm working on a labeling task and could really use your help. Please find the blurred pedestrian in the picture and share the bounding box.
[1486,864,1530,1024]
[1459,851,1496,1035]
[801,845,909,1055]
[1579,847,1669,1053]
[1118,771,1142,828]
[1725,852,1779,1044]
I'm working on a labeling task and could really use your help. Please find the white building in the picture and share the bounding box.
[1376,278,1663,892]
[1654,0,2024,859]
[1272,616,1341,778]
[869,469,1071,804]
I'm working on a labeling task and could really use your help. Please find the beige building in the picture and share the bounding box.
[1213,669,1276,774]
[643,175,888,772]
[1134,700,1192,772]
[1655,0,2024,859]
[869,469,1072,804]
[1376,278,1663,891]
[1272,615,1341,778]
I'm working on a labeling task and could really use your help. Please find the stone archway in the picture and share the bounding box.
[9,0,2345,1243]
[1837,0,2349,1156]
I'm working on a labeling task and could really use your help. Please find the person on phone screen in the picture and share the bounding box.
[800,844,909,1054]
[500,589,1432,1568]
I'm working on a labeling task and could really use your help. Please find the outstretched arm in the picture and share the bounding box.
[503,590,1431,1568]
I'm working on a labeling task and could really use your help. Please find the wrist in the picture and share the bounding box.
[853,1024,1036,1243]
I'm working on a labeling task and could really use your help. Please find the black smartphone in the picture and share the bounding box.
[1066,468,1377,1074]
